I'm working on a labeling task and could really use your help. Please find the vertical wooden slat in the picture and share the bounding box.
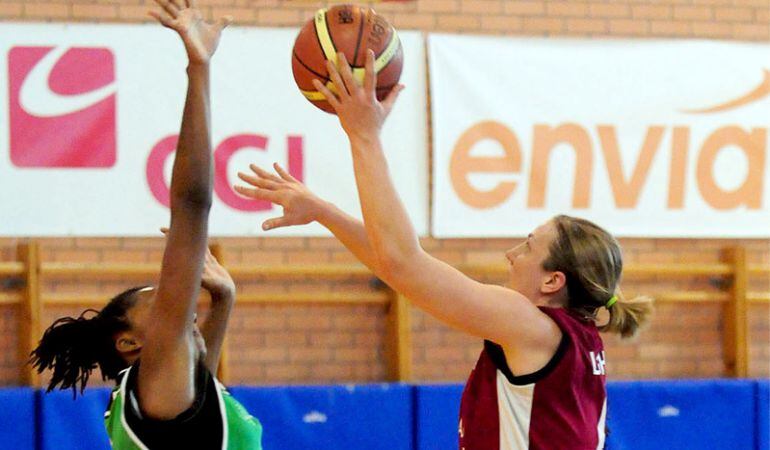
[18,241,41,386]
[209,243,229,383]
[723,247,748,377]
[386,290,412,382]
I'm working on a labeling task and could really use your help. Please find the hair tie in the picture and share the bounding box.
[606,295,618,309]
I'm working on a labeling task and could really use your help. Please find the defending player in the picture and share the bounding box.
[30,2,262,448]
[235,51,653,449]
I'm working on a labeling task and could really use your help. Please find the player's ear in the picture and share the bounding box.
[541,271,566,295]
[116,331,142,355]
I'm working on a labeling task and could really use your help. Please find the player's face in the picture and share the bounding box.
[123,287,155,343]
[504,221,559,302]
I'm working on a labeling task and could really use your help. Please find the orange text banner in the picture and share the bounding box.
[429,34,770,238]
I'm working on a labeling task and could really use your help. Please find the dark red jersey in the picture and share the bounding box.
[458,307,607,450]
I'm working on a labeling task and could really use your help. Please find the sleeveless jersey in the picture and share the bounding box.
[458,307,607,450]
[104,360,263,450]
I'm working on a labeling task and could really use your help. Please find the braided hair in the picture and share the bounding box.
[29,286,150,397]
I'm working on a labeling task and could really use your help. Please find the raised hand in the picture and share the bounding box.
[149,0,232,65]
[235,163,325,231]
[200,248,235,298]
[312,50,404,142]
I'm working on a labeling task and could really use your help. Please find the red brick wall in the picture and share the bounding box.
[0,0,768,386]
[1,236,768,386]
[2,0,768,40]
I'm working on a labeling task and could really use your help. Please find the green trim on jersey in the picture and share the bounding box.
[104,367,263,450]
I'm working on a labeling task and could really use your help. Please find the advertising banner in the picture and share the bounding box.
[0,24,428,236]
[430,34,770,237]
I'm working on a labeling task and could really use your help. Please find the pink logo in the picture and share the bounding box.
[8,46,117,168]
[146,134,304,210]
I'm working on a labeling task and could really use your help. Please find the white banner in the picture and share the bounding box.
[430,34,770,238]
[0,23,428,236]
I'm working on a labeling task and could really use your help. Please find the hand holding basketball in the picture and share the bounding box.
[149,0,232,65]
[313,50,404,142]
[292,5,403,114]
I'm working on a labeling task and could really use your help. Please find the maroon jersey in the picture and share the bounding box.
[458,307,607,450]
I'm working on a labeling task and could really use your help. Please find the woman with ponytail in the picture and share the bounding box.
[30,2,262,448]
[235,54,653,449]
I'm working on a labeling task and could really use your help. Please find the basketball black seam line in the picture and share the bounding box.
[352,8,366,67]
[293,51,331,84]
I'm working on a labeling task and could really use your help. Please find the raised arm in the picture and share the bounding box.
[237,155,556,356]
[160,226,235,375]
[138,2,231,420]
[307,52,559,353]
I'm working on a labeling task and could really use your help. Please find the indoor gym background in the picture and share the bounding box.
[0,0,768,448]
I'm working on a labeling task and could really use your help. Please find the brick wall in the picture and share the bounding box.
[0,0,768,386]
[2,0,768,40]
[1,235,768,386]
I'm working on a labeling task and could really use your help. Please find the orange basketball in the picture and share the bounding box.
[291,4,404,114]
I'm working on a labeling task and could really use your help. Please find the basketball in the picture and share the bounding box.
[291,5,404,114]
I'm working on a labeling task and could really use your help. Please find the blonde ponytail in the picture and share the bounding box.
[600,291,654,339]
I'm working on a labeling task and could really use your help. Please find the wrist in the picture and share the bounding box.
[187,62,210,73]
[348,131,380,148]
[313,199,339,225]
[309,196,332,221]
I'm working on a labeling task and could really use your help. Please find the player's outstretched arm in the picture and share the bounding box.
[309,51,558,352]
[160,227,235,375]
[139,1,231,420]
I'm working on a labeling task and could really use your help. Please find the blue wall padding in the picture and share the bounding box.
[758,380,769,450]
[229,384,413,450]
[606,380,756,450]
[3,379,767,449]
[413,384,463,450]
[39,387,112,450]
[0,387,36,450]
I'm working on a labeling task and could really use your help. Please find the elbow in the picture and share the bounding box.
[374,244,421,282]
